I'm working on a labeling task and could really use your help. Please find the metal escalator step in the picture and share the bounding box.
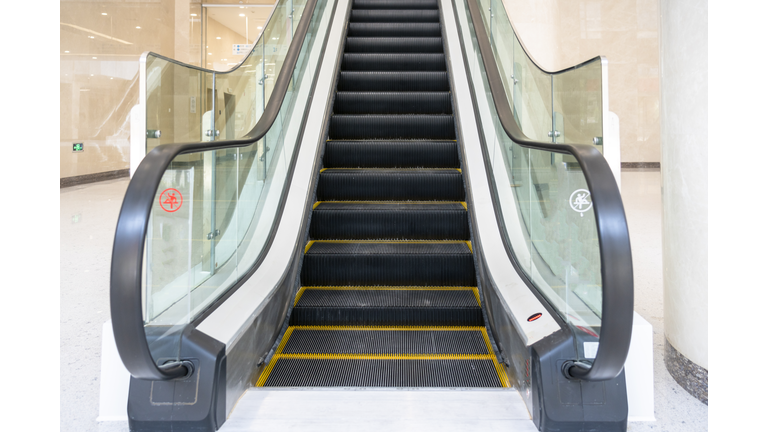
[347,23,441,37]
[295,287,478,307]
[301,242,475,287]
[352,0,438,10]
[342,53,445,71]
[338,71,450,91]
[306,241,471,254]
[329,114,454,140]
[324,140,459,168]
[316,169,464,201]
[291,287,482,325]
[310,202,469,240]
[281,327,490,354]
[334,92,452,114]
[261,358,502,387]
[345,37,443,54]
[349,10,440,23]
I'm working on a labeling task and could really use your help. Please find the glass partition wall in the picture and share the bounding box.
[457,0,607,363]
[135,0,330,368]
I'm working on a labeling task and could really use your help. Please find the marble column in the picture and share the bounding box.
[659,0,707,404]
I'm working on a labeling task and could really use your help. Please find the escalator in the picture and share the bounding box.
[257,0,507,388]
[110,0,633,431]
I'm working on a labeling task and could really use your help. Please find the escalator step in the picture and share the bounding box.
[352,0,438,10]
[310,202,469,240]
[329,114,454,139]
[350,10,440,23]
[338,71,450,92]
[317,169,464,201]
[281,328,489,354]
[324,140,459,168]
[296,287,478,307]
[334,92,452,114]
[301,242,475,286]
[347,22,441,37]
[291,288,482,326]
[262,358,502,387]
[345,37,444,53]
[342,53,445,71]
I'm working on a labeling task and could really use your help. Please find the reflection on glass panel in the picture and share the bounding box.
[214,39,266,141]
[145,56,208,154]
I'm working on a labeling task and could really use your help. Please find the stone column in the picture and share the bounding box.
[659,0,707,404]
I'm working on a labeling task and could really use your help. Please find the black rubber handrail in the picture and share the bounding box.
[110,0,320,381]
[464,0,633,381]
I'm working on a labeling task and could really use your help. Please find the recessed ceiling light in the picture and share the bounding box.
[136,26,141,29]
[110,77,113,79]
[88,36,95,39]
[64,50,70,53]
[208,53,212,55]
[240,6,244,8]
[92,57,97,59]
[221,59,227,61]
[190,13,197,17]
[90,74,94,76]
[272,37,277,40]
[239,13,245,17]
[216,37,221,39]
[102,13,107,16]
[257,26,262,29]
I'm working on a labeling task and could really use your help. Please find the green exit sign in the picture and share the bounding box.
[73,143,84,152]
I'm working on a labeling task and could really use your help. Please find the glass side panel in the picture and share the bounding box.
[141,0,333,366]
[263,2,292,106]
[553,59,603,149]
[145,55,209,154]
[461,0,603,357]
[213,39,266,141]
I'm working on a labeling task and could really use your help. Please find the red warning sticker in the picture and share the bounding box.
[159,188,183,212]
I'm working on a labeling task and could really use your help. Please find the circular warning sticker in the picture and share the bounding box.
[159,188,183,212]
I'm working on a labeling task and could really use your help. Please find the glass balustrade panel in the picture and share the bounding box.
[141,0,333,370]
[460,0,604,356]
[553,60,604,150]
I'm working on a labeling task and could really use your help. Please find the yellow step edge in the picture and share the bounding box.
[286,325,487,332]
[293,286,481,307]
[274,353,495,360]
[257,326,508,387]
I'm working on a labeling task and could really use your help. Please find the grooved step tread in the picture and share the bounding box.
[260,358,505,387]
[323,140,459,168]
[347,22,442,37]
[352,0,438,10]
[305,241,471,255]
[294,287,480,307]
[337,71,450,91]
[280,327,491,355]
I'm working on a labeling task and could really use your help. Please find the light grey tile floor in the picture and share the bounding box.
[60,171,707,432]
[61,178,130,432]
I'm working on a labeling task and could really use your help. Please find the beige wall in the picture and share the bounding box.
[660,0,707,369]
[60,0,274,180]
[501,0,661,163]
